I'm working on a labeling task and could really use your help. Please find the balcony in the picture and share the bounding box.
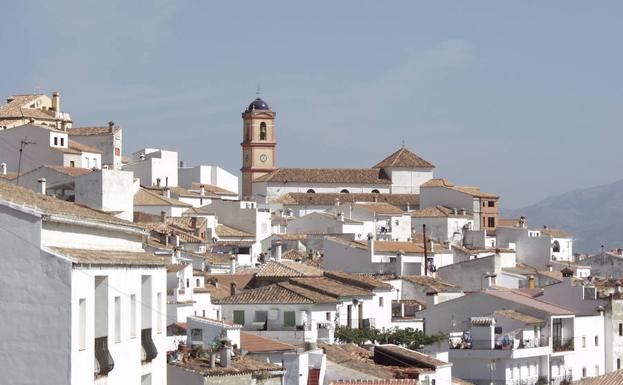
[94,336,114,377]
[551,374,573,385]
[449,335,550,359]
[552,337,574,353]
[141,328,158,363]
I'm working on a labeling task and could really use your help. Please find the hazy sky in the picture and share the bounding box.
[1,1,622,208]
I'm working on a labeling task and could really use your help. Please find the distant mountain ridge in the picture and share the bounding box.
[504,179,623,253]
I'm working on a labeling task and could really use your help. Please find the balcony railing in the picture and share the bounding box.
[94,336,114,376]
[450,336,548,350]
[552,337,574,352]
[551,374,573,385]
[141,328,158,363]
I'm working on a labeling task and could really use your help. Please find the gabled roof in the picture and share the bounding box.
[216,224,254,238]
[411,205,470,218]
[401,275,461,293]
[240,331,295,353]
[324,271,393,290]
[375,344,449,368]
[421,178,498,199]
[67,126,119,136]
[373,147,435,169]
[484,288,573,316]
[272,192,419,206]
[254,168,391,185]
[134,188,191,207]
[0,94,62,122]
[540,227,572,238]
[571,369,623,385]
[289,277,373,298]
[214,282,338,304]
[493,310,544,325]
[0,179,132,226]
[352,202,404,215]
[255,260,323,277]
[51,139,102,155]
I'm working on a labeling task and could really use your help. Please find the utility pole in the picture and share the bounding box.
[15,137,35,186]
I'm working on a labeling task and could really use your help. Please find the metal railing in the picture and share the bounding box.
[450,336,548,350]
[552,337,574,352]
[141,328,158,363]
[94,336,114,376]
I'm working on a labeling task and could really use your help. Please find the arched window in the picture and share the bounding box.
[371,189,380,194]
[340,189,349,194]
[552,240,560,253]
[306,189,316,194]
[260,122,267,140]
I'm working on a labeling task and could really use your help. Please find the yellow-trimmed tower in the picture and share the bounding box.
[241,97,276,199]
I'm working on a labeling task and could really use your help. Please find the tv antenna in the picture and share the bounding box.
[15,137,36,186]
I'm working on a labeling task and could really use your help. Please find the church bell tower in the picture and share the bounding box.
[241,96,276,199]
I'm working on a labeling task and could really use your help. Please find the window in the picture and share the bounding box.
[619,323,622,336]
[582,367,587,378]
[233,310,245,325]
[93,158,97,168]
[482,201,486,207]
[196,279,200,287]
[487,217,496,228]
[130,294,136,338]
[254,310,268,322]
[54,137,58,146]
[60,137,64,146]
[260,122,267,140]
[79,298,86,350]
[202,310,205,317]
[156,292,162,334]
[371,189,380,194]
[70,160,75,167]
[595,335,599,346]
[114,296,121,343]
[617,358,621,370]
[340,189,350,194]
[85,158,90,168]
[186,278,190,288]
[190,328,203,342]
[488,200,495,207]
[595,365,599,376]
[552,240,561,253]
[379,297,384,307]
[326,312,331,321]
[284,311,296,327]
[582,336,586,348]
[306,189,316,194]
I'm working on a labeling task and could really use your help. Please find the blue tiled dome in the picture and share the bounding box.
[247,97,270,111]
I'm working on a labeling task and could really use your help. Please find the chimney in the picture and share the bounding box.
[108,121,115,133]
[482,272,497,290]
[139,153,146,161]
[37,178,47,194]
[172,234,180,248]
[156,178,161,187]
[230,255,236,273]
[428,239,434,253]
[367,233,375,256]
[200,185,206,196]
[528,275,535,289]
[161,210,167,223]
[0,163,6,175]
[179,160,185,168]
[219,341,232,368]
[519,216,527,229]
[337,212,345,223]
[459,208,466,216]
[52,92,60,112]
[230,282,237,296]
[163,187,171,198]
[547,264,553,272]
[274,241,282,262]
[452,208,458,215]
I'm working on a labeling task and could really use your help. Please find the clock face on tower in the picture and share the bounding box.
[259,154,268,163]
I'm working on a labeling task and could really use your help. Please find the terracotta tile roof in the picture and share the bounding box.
[401,275,461,293]
[256,260,323,277]
[214,282,338,304]
[0,172,19,180]
[67,126,119,136]
[572,369,623,385]
[52,139,102,155]
[324,271,393,290]
[240,331,296,353]
[0,95,64,122]
[167,264,188,273]
[289,277,373,298]
[48,247,166,266]
[204,273,255,299]
[0,179,133,226]
[411,205,470,218]
[216,224,254,238]
[272,192,420,207]
[540,227,572,238]
[203,252,232,265]
[452,377,477,385]
[483,288,573,315]
[317,211,362,224]
[169,356,281,377]
[282,249,308,261]
[493,310,544,325]
[376,344,449,368]
[137,222,205,244]
[40,165,93,177]
[254,168,391,185]
[353,202,404,215]
[134,188,191,207]
[144,185,211,199]
[165,216,207,232]
[421,178,498,199]
[214,240,255,248]
[373,147,435,169]
[190,183,238,196]
[498,218,522,228]
[375,241,446,254]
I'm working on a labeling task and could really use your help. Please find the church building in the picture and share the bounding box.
[240,96,436,203]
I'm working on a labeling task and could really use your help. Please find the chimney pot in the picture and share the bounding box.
[108,121,114,133]
[156,178,161,187]
[161,210,167,223]
[37,178,47,194]
[230,255,236,274]
[200,185,206,196]
[163,187,171,198]
[274,241,283,261]
[0,163,6,175]
[230,282,237,296]
[52,92,60,112]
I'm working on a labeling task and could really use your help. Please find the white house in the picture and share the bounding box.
[326,202,412,241]
[286,211,367,239]
[411,205,474,245]
[67,122,123,170]
[0,92,72,129]
[74,168,135,221]
[0,123,102,174]
[178,164,239,197]
[123,148,178,187]
[0,180,167,385]
[134,187,192,218]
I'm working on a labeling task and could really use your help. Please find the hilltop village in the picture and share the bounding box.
[1,92,622,385]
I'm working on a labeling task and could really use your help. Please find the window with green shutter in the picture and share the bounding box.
[284,311,295,327]
[233,310,245,325]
